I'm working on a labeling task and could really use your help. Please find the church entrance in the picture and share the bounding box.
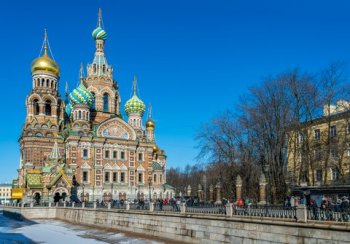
[33,192,41,205]
[53,187,69,203]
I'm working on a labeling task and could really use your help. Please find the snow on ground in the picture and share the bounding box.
[1,213,162,244]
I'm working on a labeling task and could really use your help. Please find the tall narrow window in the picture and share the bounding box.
[83,171,88,182]
[103,93,109,112]
[138,173,143,183]
[330,125,337,137]
[91,92,95,110]
[120,172,125,183]
[45,100,51,116]
[105,150,110,159]
[113,172,117,182]
[33,99,39,115]
[120,151,125,160]
[104,172,110,182]
[83,149,88,158]
[314,129,320,140]
[113,151,117,159]
[138,153,143,161]
[78,110,82,119]
[153,174,157,183]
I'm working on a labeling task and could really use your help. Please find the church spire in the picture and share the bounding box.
[79,63,84,83]
[133,75,137,96]
[98,8,102,28]
[43,29,48,56]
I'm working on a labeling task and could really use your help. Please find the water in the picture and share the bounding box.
[0,211,163,243]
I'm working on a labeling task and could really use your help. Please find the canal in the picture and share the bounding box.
[0,211,166,243]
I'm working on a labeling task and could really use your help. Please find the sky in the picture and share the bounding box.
[1,0,350,183]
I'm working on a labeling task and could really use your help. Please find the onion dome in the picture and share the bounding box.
[92,26,107,40]
[31,30,59,76]
[146,105,155,129]
[125,76,146,115]
[153,145,159,153]
[125,95,146,115]
[31,54,60,76]
[69,83,94,107]
[92,9,107,41]
[146,118,155,129]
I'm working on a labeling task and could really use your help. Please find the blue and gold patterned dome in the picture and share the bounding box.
[69,83,94,107]
[92,26,107,41]
[125,95,146,116]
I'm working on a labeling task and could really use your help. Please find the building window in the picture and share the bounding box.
[105,150,110,159]
[314,129,320,140]
[104,172,110,182]
[83,149,88,158]
[330,125,337,137]
[138,173,143,183]
[316,169,322,181]
[45,100,51,116]
[298,133,304,143]
[138,153,143,161]
[153,174,157,183]
[160,174,162,183]
[120,172,125,183]
[103,93,109,112]
[113,151,117,159]
[83,171,88,182]
[33,99,39,115]
[332,168,340,181]
[120,151,125,160]
[113,172,117,182]
[91,92,95,110]
[347,143,350,157]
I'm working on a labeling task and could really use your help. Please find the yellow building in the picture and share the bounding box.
[0,184,12,204]
[287,101,350,187]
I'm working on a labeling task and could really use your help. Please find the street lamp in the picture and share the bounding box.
[82,183,85,202]
[148,178,152,202]
[110,182,114,202]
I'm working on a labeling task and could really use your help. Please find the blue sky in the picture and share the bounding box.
[1,0,350,182]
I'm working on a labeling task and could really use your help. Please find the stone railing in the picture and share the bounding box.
[6,202,349,224]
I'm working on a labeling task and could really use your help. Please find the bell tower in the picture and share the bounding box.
[20,30,65,169]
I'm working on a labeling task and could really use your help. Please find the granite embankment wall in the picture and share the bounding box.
[3,207,350,243]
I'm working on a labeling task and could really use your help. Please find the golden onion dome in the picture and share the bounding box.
[146,118,155,129]
[31,53,60,76]
[153,145,159,153]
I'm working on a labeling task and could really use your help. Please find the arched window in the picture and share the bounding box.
[78,110,82,119]
[41,78,45,87]
[46,79,49,88]
[33,99,39,115]
[37,78,40,87]
[103,93,109,112]
[91,92,96,110]
[102,64,106,73]
[93,64,96,73]
[51,80,54,89]
[45,100,51,116]
[83,111,86,120]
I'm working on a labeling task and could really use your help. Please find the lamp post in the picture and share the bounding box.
[110,182,113,202]
[148,178,152,202]
[82,183,85,202]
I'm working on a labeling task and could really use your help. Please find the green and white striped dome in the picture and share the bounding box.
[125,95,146,116]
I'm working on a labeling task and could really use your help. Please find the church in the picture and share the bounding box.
[12,9,174,203]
